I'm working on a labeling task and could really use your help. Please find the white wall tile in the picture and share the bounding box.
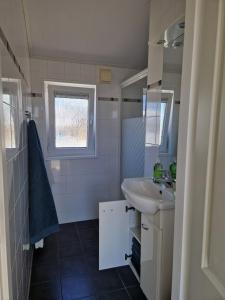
[122,102,142,119]
[30,72,43,93]
[47,60,66,80]
[30,58,136,223]
[1,66,32,300]
[0,1,33,298]
[98,101,119,120]
[7,160,15,215]
[65,62,82,82]
[98,118,120,139]
[13,157,20,199]
[30,59,47,78]
[51,180,67,195]
[144,145,159,177]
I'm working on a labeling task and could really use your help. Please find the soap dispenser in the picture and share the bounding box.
[153,162,163,183]
[169,161,177,180]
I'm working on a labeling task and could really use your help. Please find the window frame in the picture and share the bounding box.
[44,81,97,159]
[158,96,172,153]
[145,91,174,154]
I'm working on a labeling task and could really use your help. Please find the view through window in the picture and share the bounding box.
[146,101,167,146]
[45,81,96,158]
[55,95,89,148]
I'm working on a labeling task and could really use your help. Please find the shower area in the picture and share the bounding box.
[120,70,147,184]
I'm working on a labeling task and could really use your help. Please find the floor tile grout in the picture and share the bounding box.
[116,268,134,300]
[29,220,145,300]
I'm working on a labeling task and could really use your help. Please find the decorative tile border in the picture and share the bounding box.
[122,98,141,103]
[98,97,119,102]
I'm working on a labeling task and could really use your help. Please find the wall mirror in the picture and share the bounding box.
[146,18,184,168]
[0,38,25,159]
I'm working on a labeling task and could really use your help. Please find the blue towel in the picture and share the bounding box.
[28,120,59,244]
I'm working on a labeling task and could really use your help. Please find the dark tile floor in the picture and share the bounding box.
[29,220,147,300]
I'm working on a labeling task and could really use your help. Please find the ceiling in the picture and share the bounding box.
[24,0,150,69]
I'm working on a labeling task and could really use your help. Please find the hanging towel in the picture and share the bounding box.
[28,120,59,244]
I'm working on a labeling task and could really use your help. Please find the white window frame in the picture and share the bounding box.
[158,94,173,153]
[44,81,97,159]
[145,90,174,154]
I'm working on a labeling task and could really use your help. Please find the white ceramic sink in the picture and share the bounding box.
[121,177,175,214]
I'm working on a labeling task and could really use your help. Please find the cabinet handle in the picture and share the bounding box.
[142,223,149,230]
[125,206,135,213]
[125,253,132,260]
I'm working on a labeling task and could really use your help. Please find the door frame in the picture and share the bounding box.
[172,0,225,299]
[171,0,204,298]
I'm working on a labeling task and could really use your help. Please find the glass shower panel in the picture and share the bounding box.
[121,117,145,180]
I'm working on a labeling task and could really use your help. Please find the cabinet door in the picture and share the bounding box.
[140,214,162,300]
[99,200,130,270]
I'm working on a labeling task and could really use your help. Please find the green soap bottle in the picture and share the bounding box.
[169,161,177,180]
[153,162,163,183]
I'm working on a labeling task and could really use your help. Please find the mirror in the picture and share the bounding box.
[0,36,29,159]
[146,18,184,169]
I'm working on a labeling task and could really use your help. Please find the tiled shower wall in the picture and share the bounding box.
[121,117,145,180]
[6,91,33,300]
[0,0,33,299]
[0,61,33,298]
[30,58,137,223]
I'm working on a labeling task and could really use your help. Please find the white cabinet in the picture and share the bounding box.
[147,44,164,86]
[99,201,174,300]
[140,212,174,300]
[99,200,141,273]
[99,200,130,269]
[141,214,163,300]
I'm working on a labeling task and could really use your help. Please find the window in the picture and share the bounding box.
[45,81,96,158]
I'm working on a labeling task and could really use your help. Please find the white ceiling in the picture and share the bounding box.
[24,0,150,69]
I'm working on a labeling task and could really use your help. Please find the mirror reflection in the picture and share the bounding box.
[2,78,21,149]
[146,19,184,171]
[0,38,24,158]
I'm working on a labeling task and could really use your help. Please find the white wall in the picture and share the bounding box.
[0,0,32,299]
[30,58,137,223]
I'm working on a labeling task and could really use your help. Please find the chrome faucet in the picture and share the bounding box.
[157,170,176,189]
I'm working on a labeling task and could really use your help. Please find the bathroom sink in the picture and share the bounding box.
[121,177,175,214]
